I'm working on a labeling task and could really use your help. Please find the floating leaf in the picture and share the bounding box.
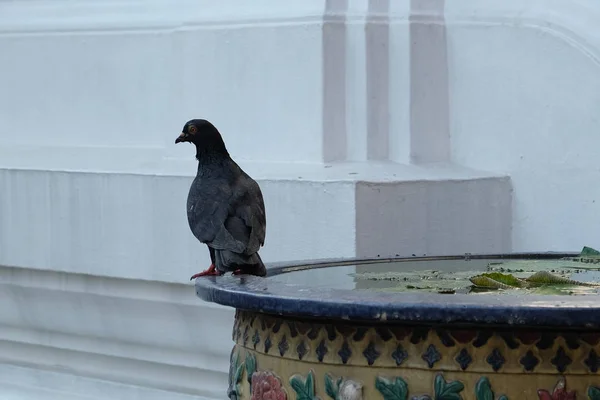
[480,272,525,287]
[530,286,571,295]
[526,271,572,285]
[561,246,600,264]
[433,374,464,400]
[375,376,408,400]
[589,386,600,400]
[345,252,600,295]
[581,246,600,256]
[525,271,599,287]
[469,276,513,290]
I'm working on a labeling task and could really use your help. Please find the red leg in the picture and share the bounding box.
[190,264,221,280]
[232,269,244,275]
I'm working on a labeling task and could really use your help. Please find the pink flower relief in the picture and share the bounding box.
[537,377,576,400]
[251,371,287,400]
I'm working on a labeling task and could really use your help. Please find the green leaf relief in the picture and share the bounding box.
[474,377,494,400]
[475,376,508,400]
[229,349,243,386]
[434,374,464,400]
[234,363,244,386]
[290,370,318,400]
[325,373,340,399]
[588,386,600,400]
[245,353,257,392]
[375,376,408,400]
[230,349,239,372]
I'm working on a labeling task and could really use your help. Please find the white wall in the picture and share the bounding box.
[446,0,600,251]
[0,0,595,399]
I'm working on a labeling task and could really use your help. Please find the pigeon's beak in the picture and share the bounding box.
[175,132,188,144]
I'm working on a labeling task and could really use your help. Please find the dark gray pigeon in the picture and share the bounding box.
[175,119,267,279]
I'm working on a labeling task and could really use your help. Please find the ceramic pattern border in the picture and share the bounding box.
[233,310,600,374]
[229,345,600,400]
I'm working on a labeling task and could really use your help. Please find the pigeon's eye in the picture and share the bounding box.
[188,125,198,134]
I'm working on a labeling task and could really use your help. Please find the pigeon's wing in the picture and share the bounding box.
[190,169,265,255]
[188,181,246,254]
[234,176,266,255]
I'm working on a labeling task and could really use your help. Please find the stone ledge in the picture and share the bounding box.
[0,168,357,281]
[0,146,506,180]
[0,165,510,281]
[0,0,327,33]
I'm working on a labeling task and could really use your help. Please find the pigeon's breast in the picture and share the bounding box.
[186,176,204,227]
[185,173,231,232]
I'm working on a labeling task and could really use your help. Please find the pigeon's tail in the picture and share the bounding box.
[247,252,267,277]
[215,249,267,277]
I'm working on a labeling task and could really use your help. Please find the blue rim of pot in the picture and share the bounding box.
[194,252,600,329]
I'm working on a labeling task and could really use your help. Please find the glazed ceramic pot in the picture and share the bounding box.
[195,253,600,400]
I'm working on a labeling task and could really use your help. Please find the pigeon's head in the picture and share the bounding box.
[175,119,228,156]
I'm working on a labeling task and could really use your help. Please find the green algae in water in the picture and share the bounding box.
[469,271,600,291]
[352,246,600,295]
[469,275,515,290]
[477,272,526,288]
[525,271,600,287]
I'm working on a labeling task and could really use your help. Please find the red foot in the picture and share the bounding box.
[190,264,221,280]
[232,269,244,275]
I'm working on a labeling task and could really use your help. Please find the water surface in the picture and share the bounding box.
[268,258,600,296]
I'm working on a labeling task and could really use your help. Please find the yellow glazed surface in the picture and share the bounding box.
[228,310,600,400]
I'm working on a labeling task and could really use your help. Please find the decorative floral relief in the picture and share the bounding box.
[245,353,257,393]
[375,374,463,400]
[339,380,364,400]
[537,377,576,400]
[290,369,320,400]
[233,351,600,400]
[589,386,600,400]
[325,373,363,400]
[421,344,441,369]
[475,376,508,400]
[375,376,408,400]
[431,374,464,400]
[251,371,288,400]
[228,349,244,400]
[236,311,600,375]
